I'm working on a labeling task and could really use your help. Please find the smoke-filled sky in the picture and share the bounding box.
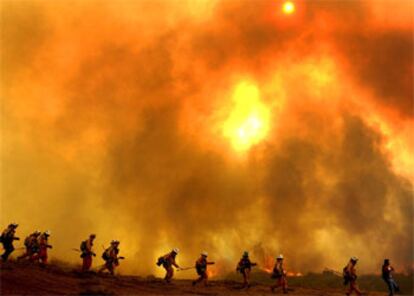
[1,0,413,277]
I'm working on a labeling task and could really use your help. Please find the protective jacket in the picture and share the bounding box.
[237,257,256,273]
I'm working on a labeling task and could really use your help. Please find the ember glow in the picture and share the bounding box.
[1,0,413,277]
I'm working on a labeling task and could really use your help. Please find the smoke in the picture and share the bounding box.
[1,0,412,277]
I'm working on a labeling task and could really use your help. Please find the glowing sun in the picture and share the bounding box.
[282,1,295,15]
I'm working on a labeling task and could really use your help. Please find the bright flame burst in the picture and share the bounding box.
[282,1,295,14]
[222,82,270,152]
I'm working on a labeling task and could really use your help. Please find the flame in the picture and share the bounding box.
[262,255,275,273]
[222,81,271,152]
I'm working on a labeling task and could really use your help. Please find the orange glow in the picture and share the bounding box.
[222,82,271,152]
[262,255,275,273]
[1,0,413,277]
[365,112,414,182]
[282,1,295,14]
[207,268,218,278]
[262,257,303,277]
[286,271,303,277]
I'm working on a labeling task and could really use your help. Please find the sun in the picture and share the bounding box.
[222,82,270,152]
[282,1,295,15]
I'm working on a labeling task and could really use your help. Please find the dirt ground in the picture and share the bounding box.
[0,261,401,296]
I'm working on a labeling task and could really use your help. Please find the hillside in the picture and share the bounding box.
[1,261,411,295]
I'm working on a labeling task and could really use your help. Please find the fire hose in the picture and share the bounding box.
[177,266,195,272]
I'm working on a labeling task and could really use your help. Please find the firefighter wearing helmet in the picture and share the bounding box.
[0,223,19,262]
[236,251,257,288]
[192,251,215,286]
[80,234,96,272]
[99,240,123,275]
[31,230,52,266]
[343,257,362,296]
[156,248,180,283]
[270,254,288,294]
[17,230,41,261]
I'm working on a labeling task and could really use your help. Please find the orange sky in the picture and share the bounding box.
[1,0,413,276]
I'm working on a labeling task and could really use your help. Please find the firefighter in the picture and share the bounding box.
[343,257,362,296]
[192,251,215,286]
[382,259,400,296]
[0,223,20,262]
[270,254,288,294]
[157,248,180,283]
[98,240,123,275]
[17,230,41,261]
[236,251,257,288]
[80,234,96,272]
[32,230,52,266]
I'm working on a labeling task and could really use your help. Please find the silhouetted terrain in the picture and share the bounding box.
[1,261,412,295]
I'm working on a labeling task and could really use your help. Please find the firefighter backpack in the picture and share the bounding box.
[102,249,110,261]
[80,241,87,252]
[156,256,165,266]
